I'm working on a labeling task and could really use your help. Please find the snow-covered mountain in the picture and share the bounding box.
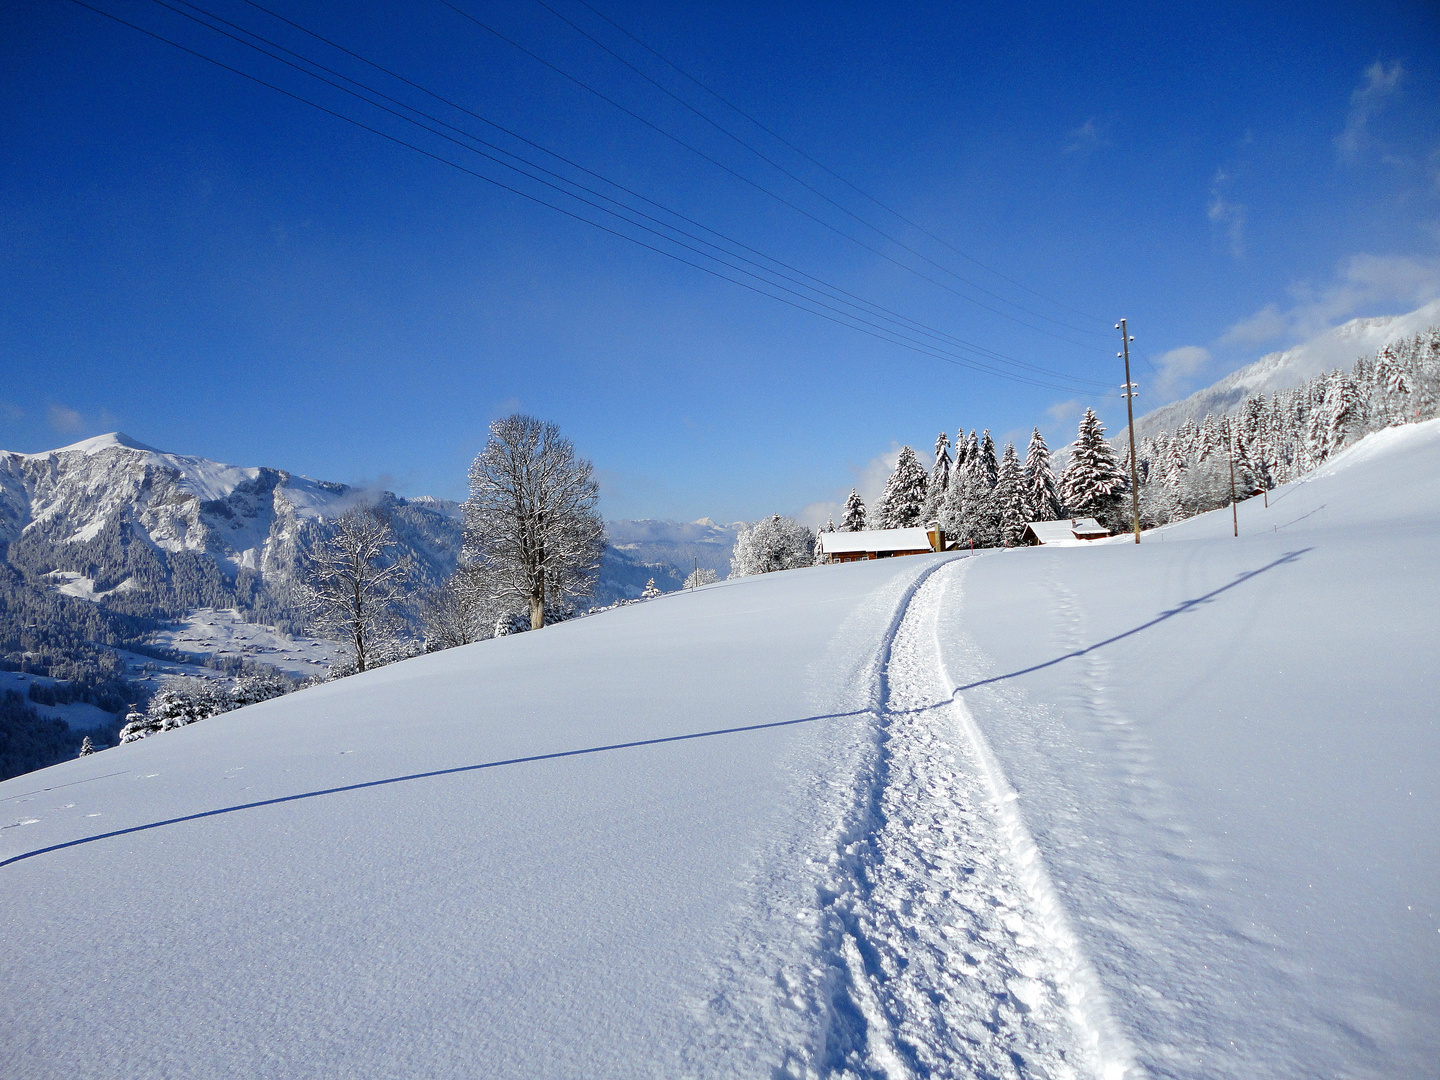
[4,418,1436,1078]
[1132,296,1440,441]
[0,432,463,596]
[607,516,743,577]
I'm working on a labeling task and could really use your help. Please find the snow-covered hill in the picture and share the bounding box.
[3,422,1436,1078]
[1132,297,1440,441]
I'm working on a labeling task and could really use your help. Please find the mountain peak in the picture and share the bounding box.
[46,432,163,456]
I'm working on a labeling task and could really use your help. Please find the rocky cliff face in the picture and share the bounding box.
[0,433,462,617]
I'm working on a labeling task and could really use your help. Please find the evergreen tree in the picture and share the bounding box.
[978,430,999,489]
[919,432,952,523]
[77,735,94,757]
[640,578,662,600]
[1024,428,1063,520]
[1060,408,1128,526]
[952,428,970,476]
[995,443,1029,546]
[875,446,929,529]
[841,489,867,532]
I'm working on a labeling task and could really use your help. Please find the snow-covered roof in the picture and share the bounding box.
[1024,518,1109,545]
[820,527,934,554]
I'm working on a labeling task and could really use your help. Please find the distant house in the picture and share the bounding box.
[1021,518,1110,546]
[818,524,954,563]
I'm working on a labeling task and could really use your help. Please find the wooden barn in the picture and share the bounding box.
[818,524,954,563]
[1021,517,1111,546]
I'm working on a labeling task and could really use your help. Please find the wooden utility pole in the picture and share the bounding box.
[1117,319,1141,544]
[1227,419,1239,538]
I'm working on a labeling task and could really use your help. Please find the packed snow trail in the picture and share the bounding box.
[802,558,1134,1080]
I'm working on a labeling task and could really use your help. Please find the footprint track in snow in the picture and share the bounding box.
[814,559,1121,1080]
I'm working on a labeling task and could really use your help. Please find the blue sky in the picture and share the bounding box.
[3,0,1438,523]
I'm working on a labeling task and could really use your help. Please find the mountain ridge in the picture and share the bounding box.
[1129,297,1440,441]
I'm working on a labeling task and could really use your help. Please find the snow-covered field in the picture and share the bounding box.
[146,608,340,681]
[2,422,1436,1079]
[0,671,118,731]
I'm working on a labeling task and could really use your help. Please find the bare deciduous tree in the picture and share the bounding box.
[421,566,500,651]
[462,415,605,630]
[302,506,412,673]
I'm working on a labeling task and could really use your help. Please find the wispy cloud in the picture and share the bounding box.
[1219,253,1440,346]
[1153,345,1212,399]
[797,444,902,530]
[1207,169,1246,259]
[1063,118,1110,156]
[47,403,84,434]
[0,401,23,423]
[1335,61,1404,164]
[1046,399,1083,424]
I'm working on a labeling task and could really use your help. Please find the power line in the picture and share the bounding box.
[525,0,1106,340]
[144,0,1106,389]
[67,0,1102,393]
[435,0,1107,353]
[173,0,1106,386]
[570,0,1109,328]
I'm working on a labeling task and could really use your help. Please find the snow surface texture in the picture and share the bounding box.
[1132,297,1440,441]
[2,422,1437,1078]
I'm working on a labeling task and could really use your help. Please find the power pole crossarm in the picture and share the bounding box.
[1118,319,1142,544]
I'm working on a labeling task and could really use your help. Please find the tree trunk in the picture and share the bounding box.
[529,594,545,631]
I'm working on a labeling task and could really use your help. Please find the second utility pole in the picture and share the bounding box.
[1117,318,1141,544]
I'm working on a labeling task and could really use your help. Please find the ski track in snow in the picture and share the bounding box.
[742,557,1141,1079]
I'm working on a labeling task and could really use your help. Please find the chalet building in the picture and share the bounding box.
[818,524,955,563]
[1021,518,1110,546]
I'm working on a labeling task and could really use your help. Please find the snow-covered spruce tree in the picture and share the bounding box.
[463,414,605,631]
[229,673,295,708]
[841,489,867,532]
[118,704,153,744]
[995,443,1029,546]
[1060,408,1127,528]
[640,578,662,600]
[301,506,414,673]
[977,430,999,490]
[77,735,94,757]
[875,446,929,529]
[953,428,972,474]
[729,514,816,577]
[919,432,952,523]
[813,517,836,566]
[1024,428,1063,521]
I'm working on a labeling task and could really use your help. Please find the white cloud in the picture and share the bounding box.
[1046,399,1083,424]
[855,443,901,508]
[796,444,901,530]
[1207,170,1246,259]
[1220,303,1288,346]
[1153,345,1212,399]
[47,403,84,434]
[1220,254,1440,348]
[1335,61,1404,164]
[796,499,841,531]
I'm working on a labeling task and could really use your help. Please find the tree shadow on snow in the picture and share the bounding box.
[1,709,871,868]
[934,546,1313,700]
